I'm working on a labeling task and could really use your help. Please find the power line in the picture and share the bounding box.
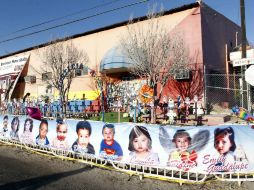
[0,0,123,39]
[0,0,149,44]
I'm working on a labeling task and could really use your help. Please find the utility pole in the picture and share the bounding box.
[240,0,247,58]
[240,0,251,111]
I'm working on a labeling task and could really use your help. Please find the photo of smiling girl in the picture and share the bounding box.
[36,119,50,147]
[10,116,20,141]
[51,120,69,150]
[20,118,34,144]
[168,129,192,162]
[1,115,9,137]
[127,125,159,166]
[214,127,236,164]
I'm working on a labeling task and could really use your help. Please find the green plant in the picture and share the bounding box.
[89,112,130,123]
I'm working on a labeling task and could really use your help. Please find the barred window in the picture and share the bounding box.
[42,72,52,81]
[174,69,190,80]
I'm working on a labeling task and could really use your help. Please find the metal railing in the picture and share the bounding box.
[1,136,254,186]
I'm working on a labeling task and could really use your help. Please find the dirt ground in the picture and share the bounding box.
[0,143,253,190]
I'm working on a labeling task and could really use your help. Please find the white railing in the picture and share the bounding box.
[1,137,253,186]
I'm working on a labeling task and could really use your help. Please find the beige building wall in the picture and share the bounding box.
[1,7,196,101]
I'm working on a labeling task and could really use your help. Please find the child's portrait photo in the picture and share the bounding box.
[51,120,69,150]
[168,129,193,162]
[20,118,34,144]
[36,119,50,147]
[72,121,95,155]
[213,127,237,170]
[127,125,159,166]
[10,116,20,141]
[99,123,123,161]
[1,115,9,137]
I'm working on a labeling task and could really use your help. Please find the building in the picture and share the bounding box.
[0,2,242,110]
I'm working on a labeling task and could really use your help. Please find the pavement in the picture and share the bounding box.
[204,114,233,126]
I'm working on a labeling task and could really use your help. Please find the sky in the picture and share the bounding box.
[0,0,253,57]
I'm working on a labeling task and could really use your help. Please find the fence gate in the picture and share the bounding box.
[205,74,254,111]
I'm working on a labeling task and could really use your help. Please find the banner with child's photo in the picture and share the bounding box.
[0,114,253,174]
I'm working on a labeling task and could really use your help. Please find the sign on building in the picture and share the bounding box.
[232,57,254,67]
[0,54,30,99]
[230,49,254,61]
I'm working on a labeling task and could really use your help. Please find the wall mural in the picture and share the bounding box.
[106,79,146,110]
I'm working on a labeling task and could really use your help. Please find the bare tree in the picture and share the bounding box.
[120,10,190,123]
[36,39,89,115]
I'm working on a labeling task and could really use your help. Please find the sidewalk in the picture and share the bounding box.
[203,114,232,125]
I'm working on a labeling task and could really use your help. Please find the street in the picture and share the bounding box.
[0,143,252,190]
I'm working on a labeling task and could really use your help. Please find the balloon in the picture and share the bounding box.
[26,107,42,121]
[239,110,247,119]
[232,106,237,113]
[233,107,254,123]
[232,106,240,115]
[243,113,249,120]
[235,108,240,115]
[246,116,254,122]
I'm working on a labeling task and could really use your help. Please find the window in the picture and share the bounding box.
[46,84,53,94]
[82,67,88,75]
[24,76,36,83]
[75,69,82,76]
[42,72,52,81]
[174,69,190,80]
[75,67,88,77]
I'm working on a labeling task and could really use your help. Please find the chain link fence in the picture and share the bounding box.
[205,74,254,110]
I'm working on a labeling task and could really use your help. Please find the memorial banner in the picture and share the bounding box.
[0,114,253,174]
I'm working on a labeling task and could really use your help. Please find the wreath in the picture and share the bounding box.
[139,85,153,104]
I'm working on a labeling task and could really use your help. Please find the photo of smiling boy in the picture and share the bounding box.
[72,121,95,155]
[36,119,50,147]
[99,123,123,161]
[51,120,69,150]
